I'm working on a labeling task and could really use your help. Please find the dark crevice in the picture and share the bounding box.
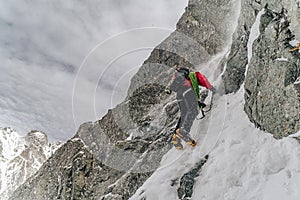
[177,156,208,200]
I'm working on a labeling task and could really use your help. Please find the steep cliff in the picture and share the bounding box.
[9,0,300,199]
[222,0,300,137]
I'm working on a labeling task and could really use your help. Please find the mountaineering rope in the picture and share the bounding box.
[195,93,225,158]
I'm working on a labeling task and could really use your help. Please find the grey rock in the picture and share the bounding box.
[222,0,262,93]
[10,138,123,200]
[178,0,240,55]
[177,157,208,200]
[244,7,300,138]
[10,81,177,200]
[222,0,300,137]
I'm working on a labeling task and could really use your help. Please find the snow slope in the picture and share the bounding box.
[0,127,25,192]
[130,5,300,199]
[130,80,300,200]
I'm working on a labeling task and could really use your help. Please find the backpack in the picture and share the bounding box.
[188,72,200,101]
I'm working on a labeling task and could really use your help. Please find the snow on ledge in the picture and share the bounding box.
[245,8,265,77]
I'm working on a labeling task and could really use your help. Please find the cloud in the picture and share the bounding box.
[0,0,188,141]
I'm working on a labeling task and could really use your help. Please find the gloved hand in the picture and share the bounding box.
[210,86,217,94]
[165,88,172,94]
[198,102,206,109]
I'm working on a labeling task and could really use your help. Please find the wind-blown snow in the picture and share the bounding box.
[130,5,300,200]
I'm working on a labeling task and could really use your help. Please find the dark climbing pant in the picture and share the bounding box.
[177,89,199,133]
[172,89,209,148]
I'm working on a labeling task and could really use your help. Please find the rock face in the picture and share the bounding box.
[222,0,300,137]
[222,0,260,93]
[10,92,177,200]
[9,0,300,199]
[177,157,208,200]
[0,128,61,200]
[244,6,300,138]
[9,1,242,199]
[10,82,178,200]
[10,138,124,200]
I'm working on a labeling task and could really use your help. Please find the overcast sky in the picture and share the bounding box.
[0,0,188,141]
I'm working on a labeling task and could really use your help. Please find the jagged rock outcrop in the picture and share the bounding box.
[10,88,177,200]
[222,0,300,137]
[0,128,61,200]
[10,138,125,200]
[244,7,300,138]
[176,156,208,200]
[222,0,261,93]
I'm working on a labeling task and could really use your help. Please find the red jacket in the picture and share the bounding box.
[183,72,212,90]
[170,71,212,93]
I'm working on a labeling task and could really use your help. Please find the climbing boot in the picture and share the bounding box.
[176,128,194,143]
[289,42,300,52]
[172,134,183,150]
[186,140,197,147]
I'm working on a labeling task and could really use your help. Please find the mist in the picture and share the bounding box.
[0,0,188,140]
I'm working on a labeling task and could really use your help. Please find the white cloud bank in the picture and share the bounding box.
[0,0,188,141]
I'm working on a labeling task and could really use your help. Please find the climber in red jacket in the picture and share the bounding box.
[165,66,216,149]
